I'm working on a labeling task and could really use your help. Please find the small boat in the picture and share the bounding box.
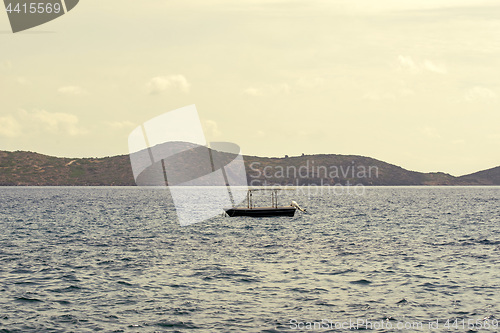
[224,189,306,217]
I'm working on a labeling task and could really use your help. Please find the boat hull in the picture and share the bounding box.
[225,206,296,217]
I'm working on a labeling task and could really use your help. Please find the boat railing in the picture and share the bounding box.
[246,189,281,209]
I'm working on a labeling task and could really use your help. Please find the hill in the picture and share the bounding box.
[0,151,133,186]
[0,150,498,186]
[457,166,500,185]
[243,154,458,186]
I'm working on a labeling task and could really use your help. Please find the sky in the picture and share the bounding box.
[0,0,499,176]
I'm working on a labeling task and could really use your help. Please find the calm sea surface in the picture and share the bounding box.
[0,187,499,332]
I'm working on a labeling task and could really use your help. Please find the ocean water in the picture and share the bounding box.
[0,186,499,332]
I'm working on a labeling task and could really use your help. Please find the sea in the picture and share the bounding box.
[0,186,499,332]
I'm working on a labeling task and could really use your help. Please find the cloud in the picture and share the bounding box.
[464,86,497,102]
[489,133,500,143]
[18,109,88,136]
[243,83,291,96]
[398,56,419,74]
[203,120,222,139]
[106,120,136,130]
[295,77,325,89]
[0,116,22,138]
[0,110,88,139]
[0,61,12,71]
[244,77,324,97]
[147,75,190,95]
[421,126,441,139]
[17,77,30,85]
[58,85,87,95]
[362,91,396,101]
[398,56,447,74]
[363,88,414,101]
[243,87,265,96]
[423,60,447,74]
[363,57,445,102]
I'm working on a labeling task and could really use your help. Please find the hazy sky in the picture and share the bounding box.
[1,0,499,176]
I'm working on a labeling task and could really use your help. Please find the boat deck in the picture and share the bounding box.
[225,206,296,217]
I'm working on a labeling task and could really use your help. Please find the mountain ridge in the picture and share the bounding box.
[0,150,498,186]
